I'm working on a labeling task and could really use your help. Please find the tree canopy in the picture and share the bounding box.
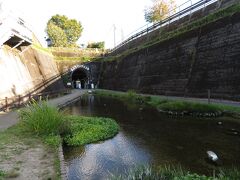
[46,14,83,47]
[87,41,105,49]
[144,0,176,23]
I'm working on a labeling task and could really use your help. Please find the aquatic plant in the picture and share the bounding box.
[19,100,119,147]
[64,115,119,146]
[109,165,240,180]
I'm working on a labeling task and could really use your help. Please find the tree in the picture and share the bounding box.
[87,41,105,49]
[46,14,83,47]
[144,0,176,23]
[46,22,68,47]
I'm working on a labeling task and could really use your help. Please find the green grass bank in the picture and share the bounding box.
[94,90,240,117]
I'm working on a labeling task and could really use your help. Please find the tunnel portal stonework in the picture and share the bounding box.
[98,12,240,100]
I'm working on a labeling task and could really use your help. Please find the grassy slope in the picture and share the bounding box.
[104,4,240,62]
[95,90,240,117]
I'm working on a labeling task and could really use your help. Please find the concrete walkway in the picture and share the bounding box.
[0,89,87,132]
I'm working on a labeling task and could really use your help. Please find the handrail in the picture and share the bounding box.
[0,71,70,111]
[110,0,219,53]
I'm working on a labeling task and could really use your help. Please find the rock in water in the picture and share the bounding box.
[207,151,218,162]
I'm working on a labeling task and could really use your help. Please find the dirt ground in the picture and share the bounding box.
[0,90,87,179]
[0,126,59,180]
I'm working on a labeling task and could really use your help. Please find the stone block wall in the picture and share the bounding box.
[99,12,240,100]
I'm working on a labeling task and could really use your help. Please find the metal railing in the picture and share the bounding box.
[110,0,220,53]
[0,72,70,112]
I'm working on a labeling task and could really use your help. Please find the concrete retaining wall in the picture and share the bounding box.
[0,45,65,100]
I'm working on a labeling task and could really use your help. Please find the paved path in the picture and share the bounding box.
[0,89,87,132]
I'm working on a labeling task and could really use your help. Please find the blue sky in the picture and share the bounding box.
[2,0,198,48]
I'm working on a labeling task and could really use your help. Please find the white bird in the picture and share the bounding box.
[207,151,218,162]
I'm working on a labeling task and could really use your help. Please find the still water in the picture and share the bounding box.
[63,95,240,180]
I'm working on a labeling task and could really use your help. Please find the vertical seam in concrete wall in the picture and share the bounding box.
[185,27,203,94]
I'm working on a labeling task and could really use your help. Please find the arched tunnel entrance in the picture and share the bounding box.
[71,68,89,89]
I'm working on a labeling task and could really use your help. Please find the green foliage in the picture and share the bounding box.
[19,101,119,147]
[218,168,240,180]
[0,170,5,179]
[54,56,92,62]
[19,100,68,136]
[87,41,105,49]
[46,22,68,47]
[95,90,240,116]
[44,135,62,147]
[32,44,52,54]
[156,100,221,114]
[110,165,240,180]
[144,0,176,23]
[47,14,83,47]
[64,115,119,146]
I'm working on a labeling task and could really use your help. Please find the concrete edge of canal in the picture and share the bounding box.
[54,89,89,180]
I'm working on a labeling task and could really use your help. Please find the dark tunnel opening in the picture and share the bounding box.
[71,68,88,89]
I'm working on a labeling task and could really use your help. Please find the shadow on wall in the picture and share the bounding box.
[0,44,67,111]
[0,74,68,111]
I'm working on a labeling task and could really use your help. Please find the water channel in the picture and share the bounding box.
[63,94,240,180]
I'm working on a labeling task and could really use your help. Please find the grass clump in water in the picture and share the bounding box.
[19,100,119,147]
[154,99,222,115]
[110,165,240,180]
[64,116,119,146]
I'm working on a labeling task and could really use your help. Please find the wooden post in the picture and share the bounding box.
[28,93,31,101]
[18,95,21,107]
[208,89,211,104]
[5,97,8,111]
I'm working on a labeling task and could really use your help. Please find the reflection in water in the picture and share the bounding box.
[65,132,151,180]
[63,95,240,180]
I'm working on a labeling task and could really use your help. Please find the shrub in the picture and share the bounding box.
[19,100,68,136]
